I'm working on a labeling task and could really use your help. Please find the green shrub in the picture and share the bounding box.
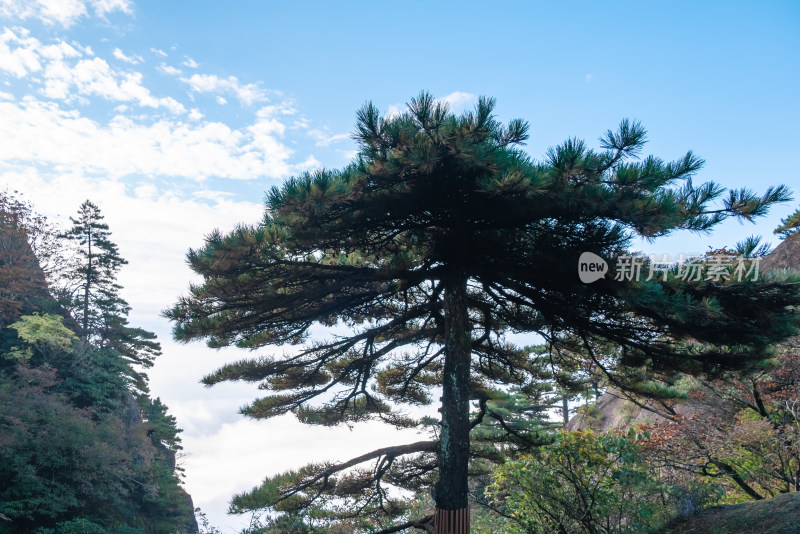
[486,428,680,533]
[34,518,107,534]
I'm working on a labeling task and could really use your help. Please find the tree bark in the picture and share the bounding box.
[434,274,471,533]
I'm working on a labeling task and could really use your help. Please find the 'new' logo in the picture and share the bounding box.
[578,252,608,283]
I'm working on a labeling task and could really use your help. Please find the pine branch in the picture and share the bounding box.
[372,514,435,534]
[231,440,438,513]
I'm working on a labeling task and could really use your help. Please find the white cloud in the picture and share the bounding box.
[341,149,358,161]
[0,29,183,113]
[249,105,287,136]
[385,103,403,119]
[150,47,167,58]
[215,95,227,105]
[113,47,143,65]
[41,39,82,61]
[291,117,310,129]
[188,107,202,121]
[181,73,265,106]
[0,90,13,100]
[293,154,321,173]
[182,56,198,68]
[307,128,350,147]
[0,27,44,77]
[42,56,186,113]
[0,28,86,81]
[133,182,157,199]
[585,73,593,83]
[0,0,132,28]
[439,91,477,111]
[89,0,132,18]
[157,62,182,76]
[0,98,299,180]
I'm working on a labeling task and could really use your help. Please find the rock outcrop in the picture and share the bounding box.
[762,231,800,273]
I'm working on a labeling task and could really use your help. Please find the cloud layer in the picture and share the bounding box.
[0,0,132,28]
[0,24,323,182]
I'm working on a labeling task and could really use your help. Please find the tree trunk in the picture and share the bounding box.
[434,274,471,533]
[83,225,92,337]
[562,394,569,427]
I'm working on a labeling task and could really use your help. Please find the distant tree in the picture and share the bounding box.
[774,206,800,239]
[60,200,127,338]
[168,93,800,532]
[469,389,556,459]
[0,194,51,328]
[0,191,70,291]
[526,341,607,427]
[60,200,159,392]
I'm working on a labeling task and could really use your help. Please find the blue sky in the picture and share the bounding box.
[1,1,799,531]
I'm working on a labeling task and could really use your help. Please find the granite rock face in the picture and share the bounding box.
[762,231,800,273]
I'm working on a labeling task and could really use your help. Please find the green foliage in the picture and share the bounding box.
[486,429,708,533]
[247,513,315,534]
[734,235,772,258]
[7,312,76,361]
[59,200,159,393]
[0,194,195,534]
[0,366,136,532]
[774,206,800,238]
[34,518,109,534]
[575,403,606,425]
[10,312,76,349]
[470,388,557,465]
[168,92,800,528]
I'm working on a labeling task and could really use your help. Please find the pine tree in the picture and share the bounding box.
[60,200,127,338]
[60,200,159,391]
[168,93,800,533]
[526,341,606,427]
